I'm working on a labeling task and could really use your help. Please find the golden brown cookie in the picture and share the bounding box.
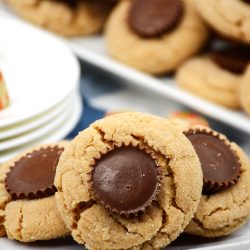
[0,142,69,242]
[176,56,242,109]
[240,65,250,116]
[184,126,250,237]
[105,0,208,74]
[55,112,203,249]
[195,0,250,44]
[6,0,113,37]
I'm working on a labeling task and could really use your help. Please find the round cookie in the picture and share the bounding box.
[175,51,247,109]
[6,0,114,37]
[195,0,250,44]
[240,65,250,115]
[54,112,203,249]
[105,0,208,74]
[176,44,250,109]
[0,142,69,242]
[184,126,250,237]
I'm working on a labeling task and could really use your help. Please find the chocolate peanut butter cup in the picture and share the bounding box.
[5,146,64,200]
[210,46,250,74]
[90,145,161,216]
[185,129,241,195]
[128,0,184,38]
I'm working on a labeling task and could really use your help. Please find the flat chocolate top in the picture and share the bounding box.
[128,0,183,37]
[5,146,64,200]
[186,131,240,194]
[211,46,250,74]
[92,146,159,215]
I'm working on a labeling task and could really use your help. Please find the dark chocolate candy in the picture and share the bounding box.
[185,130,241,195]
[129,0,183,37]
[92,146,160,215]
[5,146,64,200]
[210,46,250,74]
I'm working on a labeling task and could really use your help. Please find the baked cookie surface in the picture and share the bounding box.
[176,56,242,109]
[0,142,69,242]
[184,126,250,237]
[105,0,208,74]
[176,44,250,109]
[6,0,113,36]
[240,66,250,116]
[55,112,203,249]
[195,0,250,44]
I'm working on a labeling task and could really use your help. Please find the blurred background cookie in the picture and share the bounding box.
[176,43,250,109]
[240,65,250,116]
[5,0,114,36]
[0,71,10,111]
[105,0,209,74]
[195,0,250,44]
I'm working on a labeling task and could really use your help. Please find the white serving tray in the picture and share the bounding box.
[67,36,250,134]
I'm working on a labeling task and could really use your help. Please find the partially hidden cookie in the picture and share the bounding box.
[176,45,250,109]
[6,0,114,37]
[105,0,208,74]
[54,112,203,249]
[0,142,69,242]
[184,126,250,237]
[240,65,250,116]
[195,0,250,44]
[169,111,210,127]
[0,71,10,111]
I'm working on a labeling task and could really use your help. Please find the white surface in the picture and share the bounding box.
[68,37,250,134]
[0,92,72,140]
[0,91,82,162]
[0,15,80,128]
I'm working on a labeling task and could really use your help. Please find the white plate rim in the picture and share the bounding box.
[0,94,74,151]
[0,91,82,162]
[0,16,80,128]
[0,90,74,140]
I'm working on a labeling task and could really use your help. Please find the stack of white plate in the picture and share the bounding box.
[0,16,82,163]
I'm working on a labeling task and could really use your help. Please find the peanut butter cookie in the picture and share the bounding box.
[195,0,250,44]
[184,126,250,237]
[55,112,203,249]
[0,142,69,242]
[105,0,208,74]
[6,0,113,36]
[176,45,250,109]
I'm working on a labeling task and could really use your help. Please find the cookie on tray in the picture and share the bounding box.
[105,0,208,74]
[183,126,250,237]
[176,45,250,109]
[0,142,69,242]
[54,112,203,249]
[240,65,250,116]
[195,0,250,44]
[6,0,114,37]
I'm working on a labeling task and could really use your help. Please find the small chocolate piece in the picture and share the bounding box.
[242,0,250,4]
[185,130,241,195]
[129,0,184,38]
[210,46,250,74]
[5,146,64,200]
[91,146,160,215]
